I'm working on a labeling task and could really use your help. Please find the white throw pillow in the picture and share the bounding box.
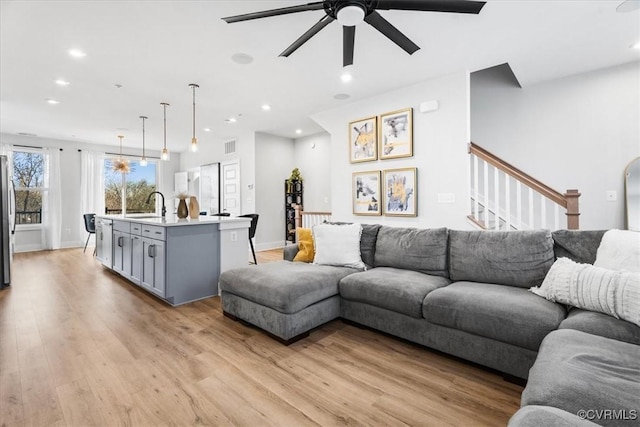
[594,229,640,272]
[531,257,640,327]
[312,223,365,270]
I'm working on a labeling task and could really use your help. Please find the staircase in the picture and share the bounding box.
[469,142,580,231]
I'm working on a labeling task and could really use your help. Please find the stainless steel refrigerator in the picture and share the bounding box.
[1,155,15,288]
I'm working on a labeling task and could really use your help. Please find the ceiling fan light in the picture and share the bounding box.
[337,5,365,27]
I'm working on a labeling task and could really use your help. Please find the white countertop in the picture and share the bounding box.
[96,214,251,228]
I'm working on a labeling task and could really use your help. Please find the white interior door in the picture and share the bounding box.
[221,161,241,216]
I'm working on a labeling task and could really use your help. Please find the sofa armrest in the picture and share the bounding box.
[283,244,299,261]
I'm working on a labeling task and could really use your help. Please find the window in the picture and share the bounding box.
[104,159,157,215]
[12,151,45,225]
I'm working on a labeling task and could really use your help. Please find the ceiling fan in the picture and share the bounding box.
[222,0,487,67]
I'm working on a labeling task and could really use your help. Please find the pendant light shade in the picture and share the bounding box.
[160,102,170,161]
[113,135,130,174]
[139,115,148,167]
[189,83,199,152]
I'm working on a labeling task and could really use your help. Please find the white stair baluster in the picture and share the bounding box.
[505,175,511,230]
[516,181,522,230]
[474,155,479,221]
[494,168,500,230]
[484,161,489,227]
[540,194,547,229]
[528,188,534,230]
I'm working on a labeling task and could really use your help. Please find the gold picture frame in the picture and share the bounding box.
[383,167,417,217]
[379,108,413,160]
[349,116,378,163]
[352,170,382,216]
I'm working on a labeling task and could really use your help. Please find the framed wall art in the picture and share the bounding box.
[349,116,378,163]
[352,171,382,216]
[379,108,413,160]
[383,167,417,217]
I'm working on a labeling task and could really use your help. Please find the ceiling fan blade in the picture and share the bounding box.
[343,26,356,67]
[280,15,335,58]
[364,11,420,55]
[222,2,325,23]
[375,0,486,14]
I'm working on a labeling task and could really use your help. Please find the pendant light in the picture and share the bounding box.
[189,83,199,152]
[160,102,170,161]
[112,135,130,174]
[139,115,148,167]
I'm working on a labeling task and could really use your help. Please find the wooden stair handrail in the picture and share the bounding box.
[469,142,580,229]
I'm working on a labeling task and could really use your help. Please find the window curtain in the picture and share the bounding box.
[43,148,62,250]
[79,150,104,240]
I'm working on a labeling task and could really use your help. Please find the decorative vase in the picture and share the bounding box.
[177,198,188,219]
[189,196,200,219]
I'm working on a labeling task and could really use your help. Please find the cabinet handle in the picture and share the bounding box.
[148,244,155,258]
[154,231,162,235]
[118,236,123,247]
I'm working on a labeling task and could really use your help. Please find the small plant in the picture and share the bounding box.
[287,168,303,184]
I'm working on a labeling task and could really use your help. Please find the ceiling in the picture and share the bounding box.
[1,0,638,153]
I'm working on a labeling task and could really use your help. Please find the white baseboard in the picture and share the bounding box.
[14,244,44,253]
[60,240,84,249]
[255,240,286,252]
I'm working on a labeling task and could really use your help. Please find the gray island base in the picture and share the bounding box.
[95,214,250,306]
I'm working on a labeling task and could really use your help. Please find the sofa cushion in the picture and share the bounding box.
[374,226,449,277]
[423,281,566,351]
[449,230,555,288]
[508,406,600,427]
[219,261,358,314]
[531,257,640,327]
[313,223,365,269]
[559,308,640,346]
[522,329,640,427]
[325,222,381,268]
[552,229,605,264]
[339,267,450,318]
[293,227,314,262]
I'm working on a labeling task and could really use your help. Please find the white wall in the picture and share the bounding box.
[180,129,256,217]
[312,71,472,229]
[471,61,640,230]
[0,133,180,252]
[293,132,332,213]
[255,132,295,250]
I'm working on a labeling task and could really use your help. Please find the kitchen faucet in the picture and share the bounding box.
[146,191,166,217]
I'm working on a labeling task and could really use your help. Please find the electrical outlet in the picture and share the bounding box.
[230,232,237,242]
[606,190,617,202]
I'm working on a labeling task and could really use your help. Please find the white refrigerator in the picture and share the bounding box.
[0,155,15,288]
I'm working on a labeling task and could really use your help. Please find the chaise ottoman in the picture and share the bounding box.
[219,261,359,343]
[520,329,640,427]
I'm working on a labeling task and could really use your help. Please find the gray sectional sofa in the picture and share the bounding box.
[218,225,640,426]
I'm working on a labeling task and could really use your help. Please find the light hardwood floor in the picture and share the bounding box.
[0,248,523,427]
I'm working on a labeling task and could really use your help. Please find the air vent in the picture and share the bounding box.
[224,139,236,155]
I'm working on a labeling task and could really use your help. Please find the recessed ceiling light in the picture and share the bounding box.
[261,104,271,111]
[46,99,60,105]
[203,128,211,132]
[341,72,353,83]
[68,49,86,58]
[55,79,70,86]
[334,93,350,100]
[295,129,302,134]
[231,53,254,64]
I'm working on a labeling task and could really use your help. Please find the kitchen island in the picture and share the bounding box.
[95,214,251,306]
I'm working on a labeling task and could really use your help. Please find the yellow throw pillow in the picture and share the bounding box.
[293,228,315,263]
